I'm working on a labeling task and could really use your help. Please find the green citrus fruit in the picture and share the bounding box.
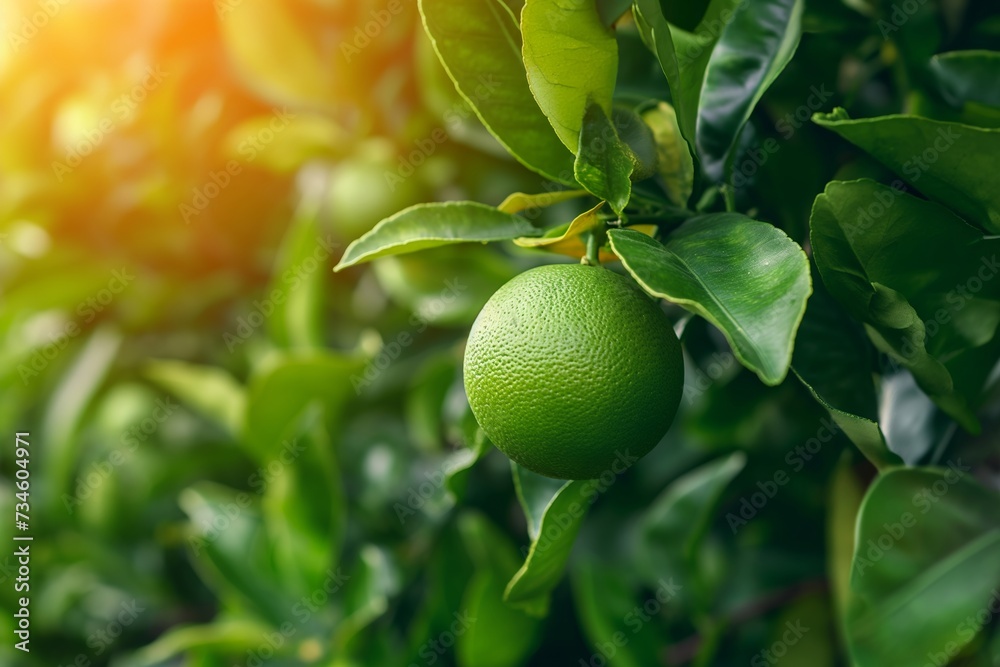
[463,263,684,480]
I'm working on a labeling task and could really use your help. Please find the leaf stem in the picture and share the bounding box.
[722,185,736,213]
[583,230,601,266]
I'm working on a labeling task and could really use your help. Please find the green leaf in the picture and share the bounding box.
[457,514,540,667]
[119,618,274,667]
[521,0,619,153]
[847,467,1000,667]
[639,453,745,595]
[792,274,902,469]
[571,561,665,667]
[814,109,1000,233]
[609,215,811,385]
[810,179,1000,431]
[243,351,362,460]
[261,407,345,600]
[42,326,122,505]
[145,359,246,436]
[632,0,742,150]
[505,464,592,616]
[574,104,634,214]
[697,0,804,180]
[334,545,400,652]
[641,102,695,206]
[929,50,1000,109]
[334,202,539,270]
[179,483,292,626]
[266,192,330,349]
[419,0,577,184]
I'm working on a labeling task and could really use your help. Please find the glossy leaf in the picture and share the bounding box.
[419,0,577,183]
[335,202,539,270]
[792,276,901,469]
[697,0,804,180]
[609,215,811,385]
[848,468,1000,667]
[814,109,1000,233]
[505,464,592,616]
[810,179,1000,431]
[879,372,953,465]
[521,0,618,152]
[632,0,741,149]
[574,104,634,214]
[929,50,1000,109]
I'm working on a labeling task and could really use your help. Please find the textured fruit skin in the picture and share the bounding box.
[463,264,684,480]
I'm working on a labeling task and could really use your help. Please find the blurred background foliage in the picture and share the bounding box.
[0,0,998,665]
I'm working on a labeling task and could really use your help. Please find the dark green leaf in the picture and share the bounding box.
[848,468,1000,667]
[505,464,592,616]
[521,0,619,152]
[792,274,902,468]
[814,109,1000,233]
[419,0,577,183]
[334,202,539,270]
[574,104,634,214]
[697,0,804,180]
[609,215,811,385]
[929,50,1000,109]
[810,179,1000,431]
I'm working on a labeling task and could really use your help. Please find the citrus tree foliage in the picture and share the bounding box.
[3,0,1000,666]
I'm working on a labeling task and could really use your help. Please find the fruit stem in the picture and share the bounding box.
[582,228,604,266]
